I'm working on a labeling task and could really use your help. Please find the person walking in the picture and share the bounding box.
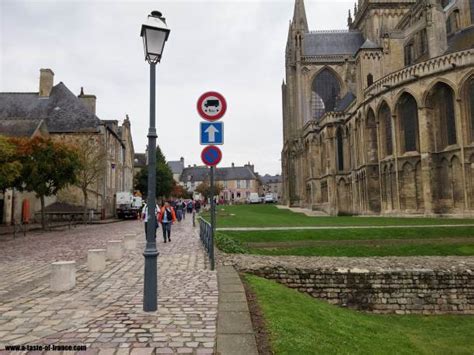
[141,201,159,235]
[159,201,177,243]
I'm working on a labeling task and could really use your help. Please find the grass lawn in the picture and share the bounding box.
[223,227,474,243]
[245,274,474,355]
[249,244,474,257]
[208,204,474,228]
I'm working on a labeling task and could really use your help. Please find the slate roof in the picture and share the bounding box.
[335,92,356,112]
[0,118,45,137]
[181,166,257,182]
[260,174,282,184]
[446,26,474,53]
[303,31,365,56]
[134,153,147,168]
[168,160,185,175]
[0,82,101,133]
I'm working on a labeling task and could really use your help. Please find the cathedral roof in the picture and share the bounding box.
[303,31,365,56]
[446,26,474,54]
[0,82,101,133]
[335,92,356,112]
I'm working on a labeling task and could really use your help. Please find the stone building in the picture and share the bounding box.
[180,163,259,203]
[259,174,283,200]
[0,69,135,221]
[168,157,185,184]
[281,0,474,216]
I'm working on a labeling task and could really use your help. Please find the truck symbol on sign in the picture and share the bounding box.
[204,99,220,108]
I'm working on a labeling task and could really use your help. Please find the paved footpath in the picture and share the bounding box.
[0,216,217,354]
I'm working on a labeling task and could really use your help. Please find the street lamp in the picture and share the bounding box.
[140,10,170,312]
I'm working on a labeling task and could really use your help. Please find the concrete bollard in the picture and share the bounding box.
[50,261,76,291]
[87,249,106,271]
[107,240,123,260]
[123,234,137,250]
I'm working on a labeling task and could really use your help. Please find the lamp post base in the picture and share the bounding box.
[143,249,159,312]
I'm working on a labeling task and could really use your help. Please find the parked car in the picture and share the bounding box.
[247,192,260,204]
[264,193,274,203]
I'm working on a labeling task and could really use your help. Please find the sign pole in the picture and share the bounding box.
[210,166,216,271]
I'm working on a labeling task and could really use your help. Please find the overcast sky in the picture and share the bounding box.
[0,0,351,175]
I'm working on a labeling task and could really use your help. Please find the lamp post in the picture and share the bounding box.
[140,10,170,312]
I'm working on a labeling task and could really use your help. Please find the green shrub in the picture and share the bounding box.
[215,232,249,254]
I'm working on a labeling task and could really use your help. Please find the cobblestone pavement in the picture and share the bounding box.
[0,216,217,354]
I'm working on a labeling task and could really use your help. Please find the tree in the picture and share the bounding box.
[171,182,191,199]
[134,145,174,199]
[12,137,80,229]
[73,137,106,223]
[195,181,224,200]
[0,135,22,192]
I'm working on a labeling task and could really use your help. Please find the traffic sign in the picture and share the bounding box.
[197,91,227,121]
[200,122,223,145]
[201,145,222,166]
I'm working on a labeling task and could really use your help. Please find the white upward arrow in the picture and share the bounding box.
[205,125,219,142]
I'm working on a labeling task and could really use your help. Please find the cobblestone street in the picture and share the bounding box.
[0,216,217,354]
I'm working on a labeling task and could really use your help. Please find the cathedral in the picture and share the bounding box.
[281,0,474,216]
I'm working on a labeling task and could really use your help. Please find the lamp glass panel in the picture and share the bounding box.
[145,28,166,56]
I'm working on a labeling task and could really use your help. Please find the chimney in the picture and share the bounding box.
[232,162,235,168]
[78,87,97,114]
[180,157,184,163]
[39,69,54,97]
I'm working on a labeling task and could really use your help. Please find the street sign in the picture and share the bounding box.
[197,91,227,121]
[200,122,223,145]
[201,145,222,166]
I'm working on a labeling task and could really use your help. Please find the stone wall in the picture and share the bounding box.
[243,266,474,314]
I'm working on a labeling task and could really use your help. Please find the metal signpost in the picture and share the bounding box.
[198,91,226,271]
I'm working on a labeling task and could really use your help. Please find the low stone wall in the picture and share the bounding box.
[221,254,474,315]
[243,266,474,314]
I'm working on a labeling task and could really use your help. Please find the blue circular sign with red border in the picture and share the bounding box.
[201,145,222,166]
[197,91,227,121]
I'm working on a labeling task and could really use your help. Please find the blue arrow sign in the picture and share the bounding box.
[200,122,224,145]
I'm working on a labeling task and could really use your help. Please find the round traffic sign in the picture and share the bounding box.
[197,91,227,121]
[201,145,222,166]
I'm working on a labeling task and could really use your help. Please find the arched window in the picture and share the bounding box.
[397,93,419,153]
[367,74,374,87]
[426,82,457,150]
[336,128,344,171]
[378,102,393,156]
[464,76,474,142]
[366,109,378,163]
[311,68,341,120]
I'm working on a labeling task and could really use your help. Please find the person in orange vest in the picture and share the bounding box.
[158,201,177,243]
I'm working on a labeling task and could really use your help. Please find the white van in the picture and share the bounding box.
[248,192,260,204]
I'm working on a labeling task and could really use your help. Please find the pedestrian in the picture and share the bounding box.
[176,199,183,222]
[159,201,177,243]
[181,200,186,220]
[187,200,194,214]
[195,200,201,214]
[141,201,159,235]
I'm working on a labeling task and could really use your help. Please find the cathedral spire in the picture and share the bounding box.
[292,0,308,33]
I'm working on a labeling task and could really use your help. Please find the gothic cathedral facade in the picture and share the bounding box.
[282,0,474,216]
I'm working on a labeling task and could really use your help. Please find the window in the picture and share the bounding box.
[336,128,344,171]
[379,103,393,156]
[471,0,474,24]
[404,42,414,66]
[367,74,374,87]
[237,180,241,188]
[246,180,250,188]
[427,83,457,149]
[419,29,428,55]
[311,68,341,120]
[398,93,419,153]
[465,76,474,142]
